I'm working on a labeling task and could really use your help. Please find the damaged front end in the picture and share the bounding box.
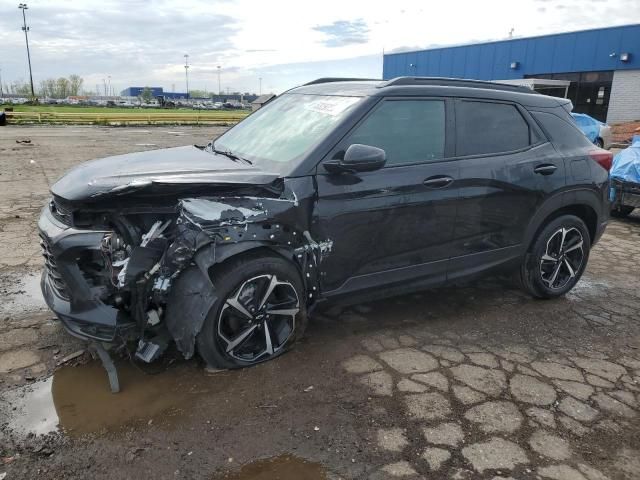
[39,176,331,388]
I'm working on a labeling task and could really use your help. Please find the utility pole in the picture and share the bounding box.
[217,65,221,96]
[102,78,107,96]
[184,54,189,98]
[18,3,35,97]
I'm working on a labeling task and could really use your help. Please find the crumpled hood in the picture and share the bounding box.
[51,145,280,202]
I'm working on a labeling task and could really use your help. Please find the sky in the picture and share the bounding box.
[0,0,638,95]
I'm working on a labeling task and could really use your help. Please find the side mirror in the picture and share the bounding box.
[324,144,386,174]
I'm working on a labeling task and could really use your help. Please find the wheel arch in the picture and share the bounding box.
[194,241,305,285]
[524,191,602,253]
[164,242,306,361]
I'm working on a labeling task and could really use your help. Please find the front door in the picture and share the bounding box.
[314,98,459,298]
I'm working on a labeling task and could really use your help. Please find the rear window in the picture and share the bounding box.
[456,101,531,156]
[531,111,594,151]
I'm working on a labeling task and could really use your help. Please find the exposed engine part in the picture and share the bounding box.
[147,308,161,326]
[135,335,169,363]
[141,220,172,247]
[101,232,129,287]
[116,220,171,288]
[153,276,171,293]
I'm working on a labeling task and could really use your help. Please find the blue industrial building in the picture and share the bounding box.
[120,87,189,99]
[383,24,640,123]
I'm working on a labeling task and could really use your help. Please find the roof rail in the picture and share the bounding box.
[380,77,534,93]
[304,77,382,86]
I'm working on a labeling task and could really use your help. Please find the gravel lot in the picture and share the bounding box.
[0,126,639,480]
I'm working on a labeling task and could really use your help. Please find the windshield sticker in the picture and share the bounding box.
[303,97,360,116]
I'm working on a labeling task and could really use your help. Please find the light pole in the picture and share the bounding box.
[108,75,111,96]
[18,3,35,97]
[102,78,107,96]
[184,54,189,98]
[216,65,221,96]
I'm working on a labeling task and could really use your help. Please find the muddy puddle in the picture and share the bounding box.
[215,455,327,480]
[1,359,232,437]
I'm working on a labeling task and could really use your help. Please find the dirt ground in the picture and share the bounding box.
[0,126,639,480]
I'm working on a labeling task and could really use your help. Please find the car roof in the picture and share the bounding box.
[288,77,568,108]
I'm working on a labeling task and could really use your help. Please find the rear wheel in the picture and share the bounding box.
[595,137,604,148]
[196,254,307,369]
[520,215,590,299]
[611,205,635,218]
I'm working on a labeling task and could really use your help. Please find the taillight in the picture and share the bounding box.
[589,149,613,171]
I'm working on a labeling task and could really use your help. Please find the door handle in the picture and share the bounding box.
[423,175,454,188]
[534,164,557,175]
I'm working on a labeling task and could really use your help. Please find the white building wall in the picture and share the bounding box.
[607,69,640,124]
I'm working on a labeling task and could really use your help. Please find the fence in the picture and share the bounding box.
[5,110,248,125]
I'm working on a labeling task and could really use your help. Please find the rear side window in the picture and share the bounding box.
[456,101,530,156]
[531,111,594,151]
[347,100,446,166]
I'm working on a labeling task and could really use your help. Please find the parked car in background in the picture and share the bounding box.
[39,77,611,378]
[571,113,612,149]
[610,134,640,217]
[117,101,135,108]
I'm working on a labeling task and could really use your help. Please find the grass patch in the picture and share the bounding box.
[2,104,248,115]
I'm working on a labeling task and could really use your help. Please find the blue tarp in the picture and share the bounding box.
[611,135,640,184]
[571,113,601,143]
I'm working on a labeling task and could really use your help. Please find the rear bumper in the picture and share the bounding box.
[38,204,135,342]
[612,179,640,209]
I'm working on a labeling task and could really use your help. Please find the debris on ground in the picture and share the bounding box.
[56,350,85,366]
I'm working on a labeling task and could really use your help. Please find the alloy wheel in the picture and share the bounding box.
[539,227,584,290]
[217,274,299,362]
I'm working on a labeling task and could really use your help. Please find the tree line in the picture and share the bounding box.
[2,74,84,98]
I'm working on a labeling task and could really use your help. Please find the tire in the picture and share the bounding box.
[595,137,604,149]
[611,205,635,218]
[196,252,307,369]
[520,215,590,299]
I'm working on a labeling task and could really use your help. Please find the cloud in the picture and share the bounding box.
[0,0,239,90]
[1,0,639,95]
[313,19,370,47]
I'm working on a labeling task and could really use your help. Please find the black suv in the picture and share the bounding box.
[39,77,611,372]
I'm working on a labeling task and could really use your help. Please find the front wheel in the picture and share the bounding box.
[520,215,590,299]
[196,253,307,369]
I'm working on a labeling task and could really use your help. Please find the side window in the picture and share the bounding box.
[532,111,594,150]
[346,100,446,166]
[456,101,531,156]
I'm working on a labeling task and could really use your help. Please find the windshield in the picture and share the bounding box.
[213,93,362,174]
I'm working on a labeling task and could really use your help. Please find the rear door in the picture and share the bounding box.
[447,99,565,280]
[315,97,459,297]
